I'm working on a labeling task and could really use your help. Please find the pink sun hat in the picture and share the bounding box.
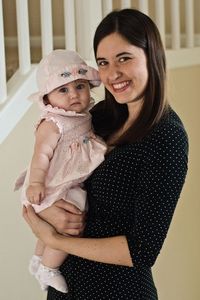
[29,49,101,102]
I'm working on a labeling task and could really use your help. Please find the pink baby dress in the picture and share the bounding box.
[15,103,107,213]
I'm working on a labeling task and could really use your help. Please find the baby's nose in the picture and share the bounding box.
[69,88,78,98]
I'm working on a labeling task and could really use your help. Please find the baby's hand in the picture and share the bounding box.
[26,183,45,205]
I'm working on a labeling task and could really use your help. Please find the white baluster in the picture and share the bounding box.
[121,0,131,9]
[138,0,149,15]
[171,0,180,49]
[185,0,194,48]
[40,0,53,56]
[64,0,76,50]
[155,0,165,47]
[0,0,7,103]
[102,0,112,17]
[16,0,31,74]
[75,0,102,61]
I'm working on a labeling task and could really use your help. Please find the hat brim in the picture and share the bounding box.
[29,64,101,102]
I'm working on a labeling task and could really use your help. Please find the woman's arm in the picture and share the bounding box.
[126,122,189,268]
[27,120,60,204]
[23,205,133,267]
[39,199,86,235]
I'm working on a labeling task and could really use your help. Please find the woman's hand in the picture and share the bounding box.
[38,199,86,235]
[23,205,58,247]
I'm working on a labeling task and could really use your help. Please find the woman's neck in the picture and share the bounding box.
[107,99,143,147]
[126,98,143,123]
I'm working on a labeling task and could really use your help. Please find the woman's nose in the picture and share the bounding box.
[107,64,122,81]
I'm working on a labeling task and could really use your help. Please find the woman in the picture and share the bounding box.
[23,9,188,299]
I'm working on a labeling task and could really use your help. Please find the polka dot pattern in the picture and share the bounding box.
[47,108,188,300]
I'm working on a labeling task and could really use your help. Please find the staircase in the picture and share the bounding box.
[1,0,200,144]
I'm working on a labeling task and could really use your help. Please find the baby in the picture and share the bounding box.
[15,49,107,293]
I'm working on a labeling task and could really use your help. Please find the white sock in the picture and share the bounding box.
[29,255,42,275]
[35,263,68,293]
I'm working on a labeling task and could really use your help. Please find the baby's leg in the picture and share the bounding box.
[29,239,45,275]
[42,246,67,268]
[36,246,68,293]
[35,239,45,256]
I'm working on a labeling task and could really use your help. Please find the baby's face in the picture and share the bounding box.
[47,79,91,113]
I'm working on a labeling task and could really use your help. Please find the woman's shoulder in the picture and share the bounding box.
[142,107,189,154]
[155,107,188,140]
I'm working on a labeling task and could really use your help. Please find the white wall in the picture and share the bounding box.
[1,66,200,300]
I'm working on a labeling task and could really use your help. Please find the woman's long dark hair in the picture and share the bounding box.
[91,9,168,144]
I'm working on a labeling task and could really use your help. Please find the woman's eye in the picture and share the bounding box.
[97,60,108,67]
[119,56,131,63]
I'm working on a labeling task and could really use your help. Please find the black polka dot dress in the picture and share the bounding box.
[47,108,188,300]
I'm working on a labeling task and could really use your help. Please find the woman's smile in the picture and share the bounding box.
[112,80,131,92]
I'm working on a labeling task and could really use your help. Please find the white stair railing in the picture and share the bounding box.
[40,0,53,56]
[155,0,165,48]
[121,0,132,9]
[185,0,194,48]
[16,0,31,74]
[102,0,112,17]
[138,0,149,14]
[171,0,181,49]
[64,0,76,50]
[0,0,200,144]
[0,0,7,104]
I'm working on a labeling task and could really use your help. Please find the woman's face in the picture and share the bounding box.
[96,32,148,106]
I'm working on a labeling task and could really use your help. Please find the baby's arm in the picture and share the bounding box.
[26,120,61,205]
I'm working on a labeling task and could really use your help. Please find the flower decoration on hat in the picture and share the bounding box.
[78,68,88,75]
[61,71,71,78]
[60,68,88,78]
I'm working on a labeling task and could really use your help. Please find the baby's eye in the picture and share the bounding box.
[58,87,68,93]
[76,83,86,90]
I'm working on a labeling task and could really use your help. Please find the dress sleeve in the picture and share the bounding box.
[126,121,189,268]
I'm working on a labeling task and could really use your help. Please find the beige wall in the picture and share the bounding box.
[154,66,200,299]
[1,65,200,300]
